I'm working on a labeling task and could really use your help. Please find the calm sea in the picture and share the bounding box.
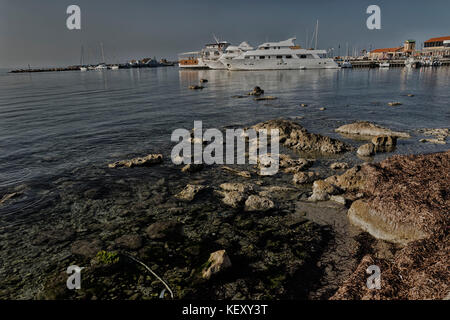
[0,66,449,193]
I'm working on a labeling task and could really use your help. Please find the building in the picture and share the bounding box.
[422,36,450,57]
[368,40,416,60]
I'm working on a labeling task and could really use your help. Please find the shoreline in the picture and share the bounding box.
[0,117,448,300]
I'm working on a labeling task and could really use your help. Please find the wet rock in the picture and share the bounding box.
[335,121,410,138]
[220,182,254,194]
[146,221,182,240]
[278,154,313,173]
[0,192,20,205]
[251,119,351,154]
[175,184,206,201]
[114,234,143,250]
[248,86,264,96]
[200,79,208,83]
[254,96,277,101]
[108,154,163,168]
[418,128,449,140]
[319,107,326,111]
[71,239,103,259]
[181,163,204,173]
[371,135,397,152]
[300,104,308,107]
[419,138,446,145]
[244,195,275,212]
[292,171,319,185]
[221,166,251,178]
[388,102,402,106]
[202,250,232,280]
[357,143,375,157]
[218,190,246,208]
[189,85,204,90]
[330,162,349,170]
[308,180,340,201]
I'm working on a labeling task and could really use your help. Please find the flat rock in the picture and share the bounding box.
[109,154,163,168]
[357,143,375,157]
[336,121,410,138]
[146,221,182,240]
[293,171,319,185]
[308,180,340,201]
[330,162,349,170]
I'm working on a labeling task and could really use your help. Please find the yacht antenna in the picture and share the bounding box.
[213,34,219,44]
[100,42,105,64]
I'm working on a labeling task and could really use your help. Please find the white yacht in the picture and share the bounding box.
[224,38,339,70]
[178,51,209,69]
[202,41,231,70]
[218,42,254,67]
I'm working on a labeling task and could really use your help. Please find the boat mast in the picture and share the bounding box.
[314,20,319,49]
[80,45,84,65]
[100,42,105,64]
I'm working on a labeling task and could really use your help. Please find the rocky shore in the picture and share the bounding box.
[0,118,448,300]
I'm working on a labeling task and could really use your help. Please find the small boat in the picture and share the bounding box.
[341,61,352,68]
[178,51,208,69]
[109,65,119,70]
[80,67,87,72]
[94,63,108,70]
[379,62,390,68]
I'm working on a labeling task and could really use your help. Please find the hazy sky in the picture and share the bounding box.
[1,0,450,68]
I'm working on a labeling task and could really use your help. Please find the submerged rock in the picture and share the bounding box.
[0,192,20,205]
[189,85,204,90]
[254,96,277,101]
[218,190,246,208]
[202,250,232,280]
[220,182,254,194]
[244,195,275,212]
[108,154,163,168]
[114,234,143,250]
[146,221,182,240]
[181,163,204,173]
[336,121,410,138]
[388,102,402,106]
[221,166,251,178]
[71,239,103,259]
[251,119,352,154]
[371,135,397,152]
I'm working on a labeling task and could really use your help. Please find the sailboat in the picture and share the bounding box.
[79,46,87,71]
[95,42,108,70]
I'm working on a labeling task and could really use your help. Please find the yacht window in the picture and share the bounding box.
[245,56,250,59]
[285,55,292,59]
[276,55,282,59]
[259,56,265,59]
[214,51,220,56]
[298,54,307,59]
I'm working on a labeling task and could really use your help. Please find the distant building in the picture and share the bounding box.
[422,36,450,57]
[368,40,416,60]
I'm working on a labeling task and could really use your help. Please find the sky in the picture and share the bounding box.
[1,0,450,68]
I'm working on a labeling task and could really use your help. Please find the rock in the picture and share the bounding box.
[278,154,313,173]
[319,107,326,111]
[254,96,277,101]
[388,102,402,106]
[0,192,20,206]
[220,182,254,194]
[71,239,103,259]
[292,171,319,185]
[325,165,366,192]
[175,184,206,201]
[357,143,375,157]
[419,138,446,145]
[348,200,427,244]
[407,94,415,97]
[202,250,232,280]
[200,79,208,83]
[300,104,308,107]
[189,85,204,90]
[114,234,143,250]
[221,166,251,178]
[330,162,349,170]
[146,221,182,240]
[181,163,204,173]
[218,190,246,208]
[308,180,340,201]
[248,86,264,96]
[108,154,163,168]
[371,135,397,152]
[330,195,347,205]
[244,195,275,212]
[335,121,410,138]
[251,119,352,154]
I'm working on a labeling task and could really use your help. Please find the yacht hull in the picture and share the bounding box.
[226,58,338,70]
